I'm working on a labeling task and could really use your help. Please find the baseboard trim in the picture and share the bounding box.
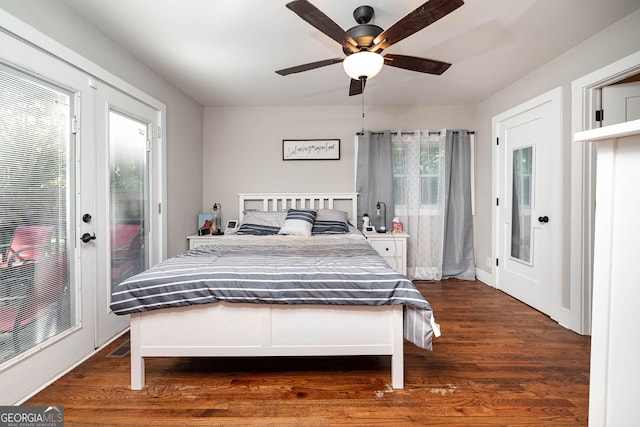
[475,268,495,287]
[16,329,129,405]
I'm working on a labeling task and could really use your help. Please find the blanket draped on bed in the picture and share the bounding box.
[110,235,439,350]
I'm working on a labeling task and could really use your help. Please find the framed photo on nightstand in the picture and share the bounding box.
[197,213,214,235]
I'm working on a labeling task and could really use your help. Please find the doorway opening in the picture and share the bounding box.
[570,50,640,335]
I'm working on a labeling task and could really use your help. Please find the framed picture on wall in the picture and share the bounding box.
[282,139,340,161]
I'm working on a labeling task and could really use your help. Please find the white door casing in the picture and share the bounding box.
[493,88,562,321]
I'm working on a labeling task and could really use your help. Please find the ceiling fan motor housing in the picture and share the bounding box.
[344,25,383,55]
[344,5,383,54]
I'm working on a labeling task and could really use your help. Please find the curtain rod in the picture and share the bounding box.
[357,130,475,136]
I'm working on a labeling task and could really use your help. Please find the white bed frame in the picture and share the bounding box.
[129,193,405,390]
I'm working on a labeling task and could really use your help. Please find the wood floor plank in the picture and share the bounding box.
[25,280,591,425]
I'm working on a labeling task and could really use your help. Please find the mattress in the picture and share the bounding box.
[110,233,440,350]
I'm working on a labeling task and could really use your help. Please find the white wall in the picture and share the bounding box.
[472,10,640,327]
[0,0,204,257]
[203,104,475,223]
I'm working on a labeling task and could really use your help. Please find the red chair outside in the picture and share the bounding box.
[0,225,53,269]
[111,223,143,285]
[1,225,53,298]
[0,252,68,353]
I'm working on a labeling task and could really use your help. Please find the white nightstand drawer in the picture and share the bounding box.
[368,239,403,258]
[365,233,408,275]
[187,234,223,249]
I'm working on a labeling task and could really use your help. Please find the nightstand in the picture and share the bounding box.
[364,233,408,275]
[187,234,224,249]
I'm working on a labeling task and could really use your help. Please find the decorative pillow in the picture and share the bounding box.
[236,223,280,235]
[278,208,317,237]
[241,210,287,228]
[312,209,350,234]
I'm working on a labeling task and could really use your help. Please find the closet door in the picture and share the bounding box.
[494,88,562,320]
[601,81,640,126]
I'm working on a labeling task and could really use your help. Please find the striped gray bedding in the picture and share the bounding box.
[110,234,440,350]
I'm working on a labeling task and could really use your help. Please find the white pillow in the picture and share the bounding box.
[278,208,317,237]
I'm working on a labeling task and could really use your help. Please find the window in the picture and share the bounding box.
[392,132,444,214]
[419,144,443,206]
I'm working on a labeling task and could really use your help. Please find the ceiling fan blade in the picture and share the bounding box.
[373,0,464,50]
[286,0,359,53]
[276,58,343,76]
[384,54,451,75]
[349,78,365,96]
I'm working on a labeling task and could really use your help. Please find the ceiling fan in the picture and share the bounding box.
[275,0,464,96]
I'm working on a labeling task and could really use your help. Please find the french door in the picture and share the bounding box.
[94,84,158,347]
[0,30,95,405]
[0,28,163,404]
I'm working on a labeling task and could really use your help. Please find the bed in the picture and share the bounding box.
[111,193,439,390]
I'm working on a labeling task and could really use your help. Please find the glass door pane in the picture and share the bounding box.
[510,146,533,263]
[109,111,148,290]
[96,85,158,347]
[0,64,74,364]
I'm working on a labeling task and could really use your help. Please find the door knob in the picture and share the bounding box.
[538,216,549,223]
[80,232,96,243]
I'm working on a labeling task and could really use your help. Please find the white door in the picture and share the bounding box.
[494,89,562,317]
[602,81,640,126]
[0,31,95,405]
[95,84,159,347]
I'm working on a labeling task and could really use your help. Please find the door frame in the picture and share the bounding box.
[492,87,563,322]
[570,49,640,335]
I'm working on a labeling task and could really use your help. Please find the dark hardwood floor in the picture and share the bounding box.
[26,280,591,426]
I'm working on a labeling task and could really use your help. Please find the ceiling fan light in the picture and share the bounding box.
[343,51,384,80]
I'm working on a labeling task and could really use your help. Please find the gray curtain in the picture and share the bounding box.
[356,131,394,231]
[442,130,476,280]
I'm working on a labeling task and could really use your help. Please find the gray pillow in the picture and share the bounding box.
[312,209,350,234]
[241,210,287,228]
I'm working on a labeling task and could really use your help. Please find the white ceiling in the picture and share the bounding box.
[58,0,640,107]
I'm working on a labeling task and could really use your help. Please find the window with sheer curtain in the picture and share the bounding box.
[356,129,476,280]
[0,63,73,364]
[390,129,476,281]
[392,131,447,280]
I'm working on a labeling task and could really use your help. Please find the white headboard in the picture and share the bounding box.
[238,193,358,223]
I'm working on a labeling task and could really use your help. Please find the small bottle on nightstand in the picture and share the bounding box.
[392,217,403,233]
